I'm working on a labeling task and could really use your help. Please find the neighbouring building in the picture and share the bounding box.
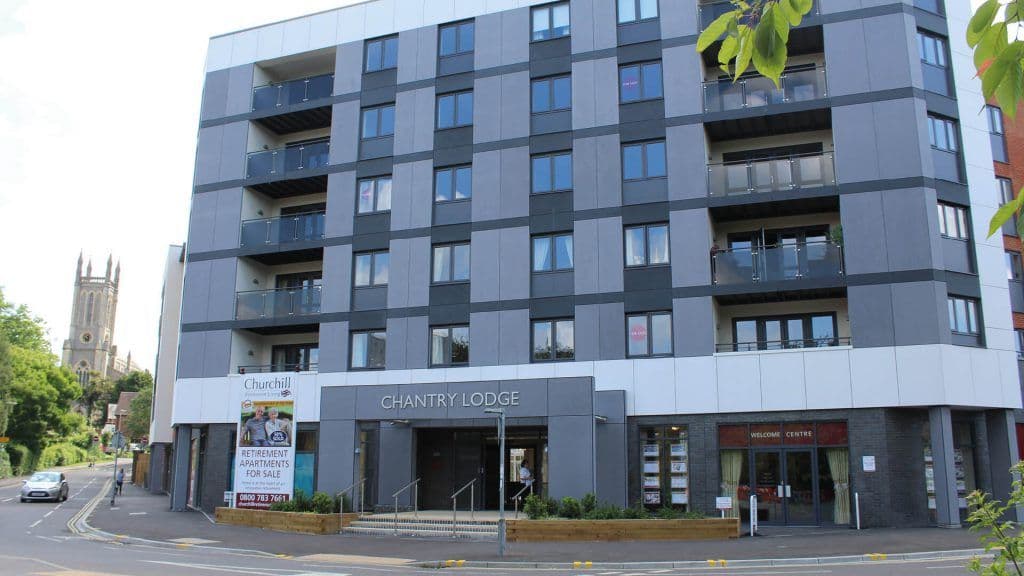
[62,254,141,381]
[148,244,186,494]
[166,0,1024,528]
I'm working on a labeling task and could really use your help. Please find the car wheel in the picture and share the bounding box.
[61,492,67,502]
[19,498,25,503]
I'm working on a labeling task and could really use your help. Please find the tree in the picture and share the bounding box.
[101,370,152,423]
[0,333,12,436]
[0,288,50,354]
[5,346,81,454]
[124,384,153,442]
[966,461,1024,575]
[78,372,112,426]
[697,0,816,85]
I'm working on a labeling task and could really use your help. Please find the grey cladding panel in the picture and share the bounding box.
[673,297,714,357]
[335,41,363,96]
[670,209,711,287]
[317,321,350,373]
[322,244,352,314]
[326,171,356,238]
[470,311,500,366]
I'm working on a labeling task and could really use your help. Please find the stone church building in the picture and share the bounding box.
[61,253,140,380]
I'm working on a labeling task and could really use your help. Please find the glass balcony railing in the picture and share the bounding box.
[716,337,851,352]
[246,139,330,179]
[238,363,318,374]
[240,211,325,249]
[703,67,827,113]
[235,286,322,320]
[252,73,334,112]
[712,241,844,285]
[708,152,835,197]
[699,0,818,30]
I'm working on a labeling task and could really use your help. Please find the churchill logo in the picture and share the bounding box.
[280,389,292,398]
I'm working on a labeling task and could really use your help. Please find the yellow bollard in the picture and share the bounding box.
[573,561,582,568]
[585,561,592,568]
[707,559,716,566]
[718,559,728,567]
[456,560,465,567]
[445,559,455,567]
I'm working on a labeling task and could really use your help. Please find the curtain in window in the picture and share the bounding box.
[827,448,850,525]
[720,449,743,519]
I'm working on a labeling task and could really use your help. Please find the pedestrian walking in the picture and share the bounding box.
[116,467,125,495]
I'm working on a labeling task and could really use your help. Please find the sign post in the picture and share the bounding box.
[232,375,298,509]
[716,496,733,519]
[485,408,506,558]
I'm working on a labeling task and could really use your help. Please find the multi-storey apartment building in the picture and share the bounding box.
[169,0,1023,528]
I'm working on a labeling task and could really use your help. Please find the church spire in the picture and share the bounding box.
[86,259,92,277]
[105,255,112,280]
[76,252,83,279]
[114,260,121,286]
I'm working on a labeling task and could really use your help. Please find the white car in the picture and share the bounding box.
[20,471,69,502]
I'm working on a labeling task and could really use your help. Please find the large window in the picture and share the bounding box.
[988,105,1005,136]
[269,343,319,372]
[928,115,958,152]
[618,0,658,24]
[365,36,399,72]
[619,62,663,102]
[431,325,470,366]
[532,2,570,41]
[1006,251,1022,281]
[623,141,666,180]
[432,243,471,283]
[627,312,673,357]
[532,152,572,193]
[947,296,980,335]
[354,251,389,288]
[1000,178,1015,205]
[435,166,472,202]
[532,319,575,361]
[357,177,392,214]
[351,331,386,369]
[362,105,395,139]
[937,202,969,240]
[731,314,838,351]
[917,32,947,67]
[437,91,474,129]
[532,233,573,272]
[624,223,669,267]
[532,76,572,113]
[440,21,475,57]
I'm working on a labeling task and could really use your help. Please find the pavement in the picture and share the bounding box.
[88,480,990,566]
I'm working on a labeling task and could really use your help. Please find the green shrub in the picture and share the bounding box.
[682,510,706,520]
[312,492,334,515]
[656,506,680,520]
[292,489,312,512]
[523,493,548,519]
[580,492,597,515]
[7,444,36,476]
[622,504,651,519]
[269,500,296,512]
[544,497,560,517]
[559,496,582,519]
[38,443,89,469]
[584,504,624,520]
[0,449,11,479]
[333,492,352,513]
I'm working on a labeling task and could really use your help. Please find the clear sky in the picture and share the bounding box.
[0,0,362,371]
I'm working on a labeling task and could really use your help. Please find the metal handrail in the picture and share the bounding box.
[240,209,325,225]
[237,363,318,374]
[450,478,477,538]
[716,337,852,353]
[392,477,421,534]
[337,477,367,516]
[705,150,831,168]
[512,484,534,519]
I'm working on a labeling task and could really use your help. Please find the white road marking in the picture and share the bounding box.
[43,511,53,517]
[2,498,12,502]
[28,520,41,528]
[129,511,147,515]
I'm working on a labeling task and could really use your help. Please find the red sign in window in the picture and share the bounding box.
[816,422,849,446]
[630,324,647,341]
[718,425,748,447]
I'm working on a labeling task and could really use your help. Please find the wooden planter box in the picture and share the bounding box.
[215,507,360,535]
[506,518,740,542]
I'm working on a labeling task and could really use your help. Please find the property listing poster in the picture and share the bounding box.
[233,375,296,509]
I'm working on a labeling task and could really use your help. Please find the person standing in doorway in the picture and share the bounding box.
[519,461,534,494]
[116,467,125,495]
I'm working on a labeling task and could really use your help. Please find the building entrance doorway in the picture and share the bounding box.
[752,449,817,525]
[416,427,546,510]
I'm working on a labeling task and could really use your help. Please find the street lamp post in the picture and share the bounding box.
[110,409,128,506]
[484,407,506,557]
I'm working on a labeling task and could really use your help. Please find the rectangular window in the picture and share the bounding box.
[927,115,958,152]
[532,233,574,272]
[435,166,472,202]
[624,223,669,267]
[618,0,658,24]
[1007,251,1022,281]
[1015,329,1024,359]
[437,91,474,129]
[531,152,572,193]
[1000,177,1015,205]
[619,61,663,103]
[532,319,575,361]
[531,76,572,113]
[622,141,666,180]
[917,32,947,67]
[988,106,1005,135]
[627,312,673,357]
[432,243,471,283]
[365,36,399,72]
[353,251,389,287]
[730,314,838,351]
[357,176,392,214]
[361,105,395,139]
[439,21,475,57]
[350,331,386,369]
[947,296,979,335]
[430,325,470,366]
[937,202,969,240]
[532,2,570,41]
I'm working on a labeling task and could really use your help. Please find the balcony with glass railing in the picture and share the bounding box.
[240,211,325,249]
[235,286,322,321]
[252,73,334,113]
[708,152,835,198]
[712,241,844,285]
[237,363,318,374]
[246,139,330,179]
[703,67,827,113]
[716,336,850,353]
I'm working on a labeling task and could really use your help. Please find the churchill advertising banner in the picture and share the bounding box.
[233,375,296,509]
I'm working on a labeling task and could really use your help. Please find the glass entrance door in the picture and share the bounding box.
[753,451,783,523]
[785,450,817,524]
[752,449,818,524]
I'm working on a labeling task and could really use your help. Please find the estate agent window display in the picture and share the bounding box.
[640,426,689,510]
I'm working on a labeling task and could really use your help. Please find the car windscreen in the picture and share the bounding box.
[29,472,59,483]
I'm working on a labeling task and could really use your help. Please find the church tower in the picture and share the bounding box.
[62,253,125,379]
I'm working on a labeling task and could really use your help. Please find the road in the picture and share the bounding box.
[0,466,980,575]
